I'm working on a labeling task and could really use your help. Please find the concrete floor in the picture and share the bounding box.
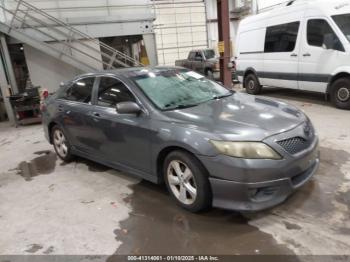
[0,87,349,257]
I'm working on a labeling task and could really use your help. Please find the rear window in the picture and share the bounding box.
[264,21,300,53]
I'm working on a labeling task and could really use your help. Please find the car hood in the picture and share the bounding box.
[162,92,306,141]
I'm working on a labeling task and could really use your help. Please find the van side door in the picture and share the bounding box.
[262,21,301,89]
[298,18,346,93]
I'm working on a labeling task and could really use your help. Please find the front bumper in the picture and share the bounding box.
[208,155,319,211]
[198,124,320,211]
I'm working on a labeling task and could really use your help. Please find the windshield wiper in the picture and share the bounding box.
[164,103,199,111]
[211,92,234,100]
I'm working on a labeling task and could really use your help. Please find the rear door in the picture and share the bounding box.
[262,21,301,89]
[89,76,152,174]
[298,18,346,92]
[56,76,97,154]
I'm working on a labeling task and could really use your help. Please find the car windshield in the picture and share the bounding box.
[132,70,232,111]
[203,49,216,59]
[333,14,350,42]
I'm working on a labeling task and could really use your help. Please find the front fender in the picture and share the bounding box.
[331,66,350,76]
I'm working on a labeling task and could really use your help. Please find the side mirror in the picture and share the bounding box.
[116,101,142,115]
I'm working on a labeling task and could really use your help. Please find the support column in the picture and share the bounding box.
[0,51,16,125]
[0,34,18,94]
[143,33,158,67]
[217,0,232,88]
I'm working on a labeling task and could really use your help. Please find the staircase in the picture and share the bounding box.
[0,0,144,72]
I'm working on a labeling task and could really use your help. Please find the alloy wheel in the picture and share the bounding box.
[53,129,68,158]
[167,160,197,205]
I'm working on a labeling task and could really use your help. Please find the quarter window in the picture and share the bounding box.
[97,77,135,108]
[307,19,344,51]
[61,77,95,103]
[264,22,300,53]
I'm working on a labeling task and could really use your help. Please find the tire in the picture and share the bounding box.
[163,150,212,212]
[244,73,262,95]
[330,77,350,110]
[205,69,214,80]
[51,126,73,161]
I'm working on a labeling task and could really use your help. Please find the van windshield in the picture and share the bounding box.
[333,14,350,42]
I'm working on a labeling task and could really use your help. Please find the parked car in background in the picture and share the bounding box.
[175,49,221,79]
[42,67,319,212]
[236,0,350,109]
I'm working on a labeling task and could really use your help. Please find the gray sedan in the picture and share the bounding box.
[42,67,319,212]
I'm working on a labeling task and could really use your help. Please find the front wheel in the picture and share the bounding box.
[52,126,73,161]
[330,78,350,110]
[164,151,212,212]
[244,73,262,95]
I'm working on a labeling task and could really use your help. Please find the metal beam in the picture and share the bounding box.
[0,50,15,125]
[143,33,158,67]
[0,34,18,94]
[217,0,232,88]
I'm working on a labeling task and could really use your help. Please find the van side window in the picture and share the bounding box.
[60,77,95,103]
[264,22,300,53]
[307,19,344,52]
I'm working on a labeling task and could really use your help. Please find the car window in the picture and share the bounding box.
[332,14,350,42]
[97,77,135,108]
[132,70,232,111]
[264,21,300,53]
[60,77,95,103]
[194,52,203,60]
[307,19,344,51]
[188,52,196,60]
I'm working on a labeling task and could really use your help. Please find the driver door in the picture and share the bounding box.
[89,76,152,174]
[298,18,346,92]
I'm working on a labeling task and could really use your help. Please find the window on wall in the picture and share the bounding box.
[264,21,300,53]
[97,77,135,108]
[61,77,95,103]
[307,19,345,52]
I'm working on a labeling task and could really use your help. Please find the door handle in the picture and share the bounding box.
[303,53,311,57]
[291,53,298,57]
[58,104,64,112]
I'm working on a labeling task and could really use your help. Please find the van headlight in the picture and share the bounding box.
[210,141,282,160]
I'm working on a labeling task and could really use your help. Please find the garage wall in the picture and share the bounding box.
[154,0,208,66]
[23,39,103,93]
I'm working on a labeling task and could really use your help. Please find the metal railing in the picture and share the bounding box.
[0,0,144,71]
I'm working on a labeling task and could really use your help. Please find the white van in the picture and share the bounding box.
[236,0,350,109]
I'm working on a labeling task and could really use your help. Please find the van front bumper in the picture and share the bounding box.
[198,141,319,211]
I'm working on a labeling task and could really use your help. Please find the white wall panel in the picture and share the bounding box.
[154,0,208,66]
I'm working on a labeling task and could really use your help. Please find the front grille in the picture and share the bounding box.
[277,137,312,155]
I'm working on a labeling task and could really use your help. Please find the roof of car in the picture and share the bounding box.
[76,66,187,79]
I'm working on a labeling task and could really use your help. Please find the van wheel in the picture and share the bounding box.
[164,151,212,212]
[330,78,350,110]
[244,74,262,95]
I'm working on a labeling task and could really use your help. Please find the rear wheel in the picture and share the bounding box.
[244,73,262,95]
[164,151,212,212]
[52,126,73,161]
[330,77,350,110]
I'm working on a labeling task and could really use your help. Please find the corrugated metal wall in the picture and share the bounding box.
[153,0,208,66]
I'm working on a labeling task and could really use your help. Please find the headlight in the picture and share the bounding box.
[210,141,282,160]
